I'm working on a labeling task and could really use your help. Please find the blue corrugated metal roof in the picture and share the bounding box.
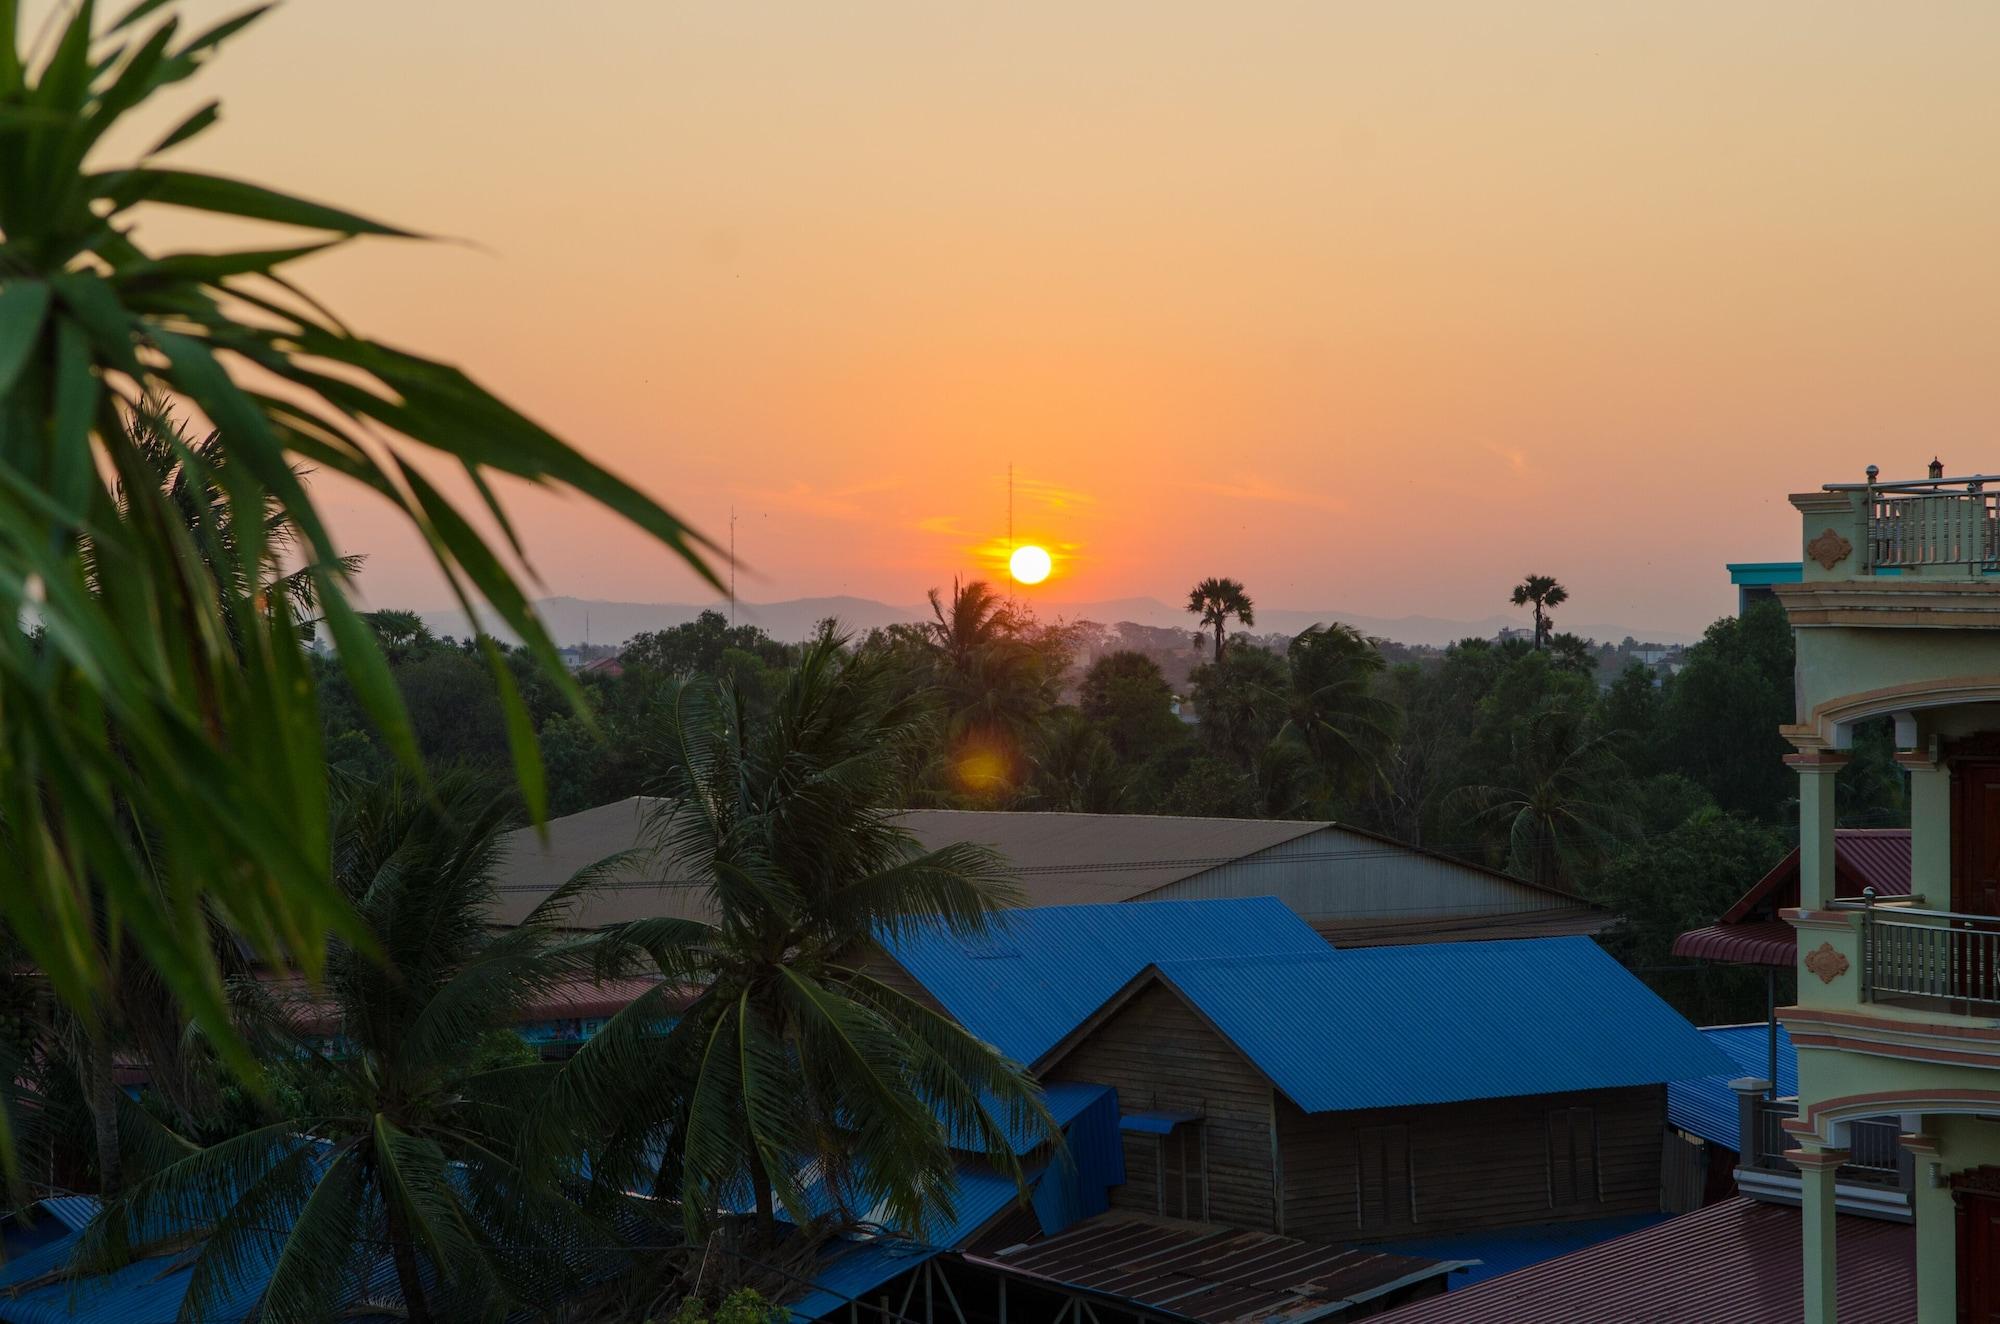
[788,1087,1126,1321]
[1120,1110,1199,1135]
[785,1238,941,1320]
[34,1197,100,1235]
[880,897,1330,1065]
[1667,1023,1796,1152]
[945,1081,1114,1156]
[1152,937,1736,1112]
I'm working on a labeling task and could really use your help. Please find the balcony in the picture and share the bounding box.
[1814,468,2000,576]
[1857,894,2000,1016]
[1734,1091,1911,1220]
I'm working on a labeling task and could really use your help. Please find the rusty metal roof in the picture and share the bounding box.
[1670,919,1796,968]
[1718,829,1911,924]
[1370,1196,1913,1324]
[963,1214,1463,1323]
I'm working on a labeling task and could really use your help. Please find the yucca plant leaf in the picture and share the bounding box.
[91,166,415,234]
[0,279,47,396]
[0,0,719,1165]
[145,96,214,154]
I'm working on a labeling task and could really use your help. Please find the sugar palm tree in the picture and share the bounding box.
[538,633,1056,1244]
[1510,575,1569,649]
[1450,704,1635,891]
[0,1,716,1122]
[1278,623,1400,801]
[1187,577,1255,660]
[77,775,615,1324]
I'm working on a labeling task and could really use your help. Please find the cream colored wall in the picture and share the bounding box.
[1793,626,2000,723]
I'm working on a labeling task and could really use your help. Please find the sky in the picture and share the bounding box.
[72,1,2000,633]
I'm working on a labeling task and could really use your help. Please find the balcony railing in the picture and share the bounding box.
[1858,895,2000,1012]
[1747,1097,1904,1188]
[1823,472,2000,571]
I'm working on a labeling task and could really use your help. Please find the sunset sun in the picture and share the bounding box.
[1009,544,1053,585]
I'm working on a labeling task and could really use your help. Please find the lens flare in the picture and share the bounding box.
[1009,544,1053,584]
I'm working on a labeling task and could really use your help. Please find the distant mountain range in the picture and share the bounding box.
[416,595,1699,650]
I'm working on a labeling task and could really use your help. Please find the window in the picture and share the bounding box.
[1547,1106,1599,1208]
[1156,1121,1207,1219]
[1357,1124,1412,1230]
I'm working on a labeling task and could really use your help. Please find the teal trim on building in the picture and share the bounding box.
[1726,561,1802,614]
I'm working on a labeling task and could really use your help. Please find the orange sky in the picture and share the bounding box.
[86,1,2000,633]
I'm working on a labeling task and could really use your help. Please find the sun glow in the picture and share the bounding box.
[1009,544,1053,585]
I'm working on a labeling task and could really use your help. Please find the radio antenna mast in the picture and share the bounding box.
[1007,462,1015,601]
[729,505,737,627]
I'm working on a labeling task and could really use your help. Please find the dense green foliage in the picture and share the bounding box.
[311,590,1906,1030]
[79,775,621,1323]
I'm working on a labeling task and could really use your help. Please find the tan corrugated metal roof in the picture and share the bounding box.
[489,800,1329,927]
[892,809,1329,903]
[488,800,1585,931]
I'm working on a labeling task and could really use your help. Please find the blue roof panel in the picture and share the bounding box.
[881,897,1330,1065]
[785,1239,940,1321]
[1668,1023,1796,1151]
[944,1081,1115,1156]
[1153,937,1735,1112]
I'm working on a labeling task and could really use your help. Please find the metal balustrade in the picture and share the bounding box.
[1746,1098,1904,1188]
[1822,471,2000,571]
[1859,896,2000,1011]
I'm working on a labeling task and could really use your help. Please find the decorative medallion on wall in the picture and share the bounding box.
[1806,528,1852,571]
[1804,942,1850,984]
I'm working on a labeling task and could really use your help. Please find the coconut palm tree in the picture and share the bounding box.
[1187,578,1255,660]
[1029,710,1130,813]
[1450,704,1635,891]
[78,775,615,1324]
[919,579,1061,797]
[539,633,1056,1245]
[1510,575,1569,649]
[1278,623,1400,802]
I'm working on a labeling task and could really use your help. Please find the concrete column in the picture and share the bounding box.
[1793,1143,1849,1324]
[1731,1077,1773,1169]
[1788,752,1849,910]
[1900,754,1951,908]
[1901,1133,1955,1324]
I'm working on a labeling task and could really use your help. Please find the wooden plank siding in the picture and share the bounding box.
[1046,982,1276,1232]
[840,945,955,1022]
[1275,1085,1666,1243]
[1043,978,1666,1243]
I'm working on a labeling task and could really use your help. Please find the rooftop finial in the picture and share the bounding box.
[1930,457,1945,480]
[1865,464,1879,483]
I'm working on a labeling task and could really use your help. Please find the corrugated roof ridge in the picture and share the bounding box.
[892,808,1334,831]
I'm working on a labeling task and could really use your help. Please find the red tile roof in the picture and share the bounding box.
[1371,1197,1912,1324]
[274,974,687,1036]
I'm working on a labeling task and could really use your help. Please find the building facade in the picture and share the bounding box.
[1773,465,2000,1322]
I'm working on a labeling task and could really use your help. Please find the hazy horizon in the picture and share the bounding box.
[81,0,2000,635]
